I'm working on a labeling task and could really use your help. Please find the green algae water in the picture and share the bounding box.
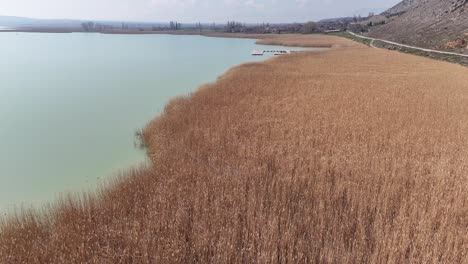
[0,33,320,213]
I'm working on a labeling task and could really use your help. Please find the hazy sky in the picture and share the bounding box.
[0,0,401,23]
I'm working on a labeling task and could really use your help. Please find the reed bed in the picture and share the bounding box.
[204,33,350,48]
[1,35,468,263]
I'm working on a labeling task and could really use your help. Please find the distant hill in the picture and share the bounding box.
[319,17,356,24]
[318,7,388,24]
[0,16,168,32]
[0,16,84,30]
[0,16,37,27]
[381,0,421,16]
[353,7,388,17]
[366,0,468,53]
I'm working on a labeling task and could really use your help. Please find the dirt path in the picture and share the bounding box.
[347,30,468,58]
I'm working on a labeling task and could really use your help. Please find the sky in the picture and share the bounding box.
[0,0,402,23]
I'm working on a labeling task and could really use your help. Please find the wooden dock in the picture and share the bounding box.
[251,50,265,56]
[251,50,292,56]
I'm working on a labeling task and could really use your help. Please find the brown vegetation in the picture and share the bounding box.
[203,33,349,48]
[2,35,468,263]
[445,38,467,49]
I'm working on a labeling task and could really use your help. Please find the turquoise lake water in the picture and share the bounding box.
[0,33,320,213]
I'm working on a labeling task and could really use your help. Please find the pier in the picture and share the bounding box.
[251,50,292,56]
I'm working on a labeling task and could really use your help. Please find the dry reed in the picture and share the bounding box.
[1,35,468,263]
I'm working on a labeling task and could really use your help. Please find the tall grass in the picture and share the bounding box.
[1,35,468,263]
[204,33,341,48]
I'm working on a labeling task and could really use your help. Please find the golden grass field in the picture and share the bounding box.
[203,33,347,48]
[1,34,468,263]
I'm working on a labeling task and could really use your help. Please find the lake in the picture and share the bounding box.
[0,33,318,213]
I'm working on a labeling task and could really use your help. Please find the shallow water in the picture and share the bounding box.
[0,32,321,213]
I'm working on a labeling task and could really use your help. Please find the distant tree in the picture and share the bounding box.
[225,21,244,33]
[95,23,102,32]
[169,21,181,30]
[81,21,95,32]
[303,21,317,34]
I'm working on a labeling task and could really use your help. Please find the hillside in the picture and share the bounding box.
[367,0,468,53]
[382,0,421,16]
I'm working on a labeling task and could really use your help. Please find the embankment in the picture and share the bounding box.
[1,34,468,263]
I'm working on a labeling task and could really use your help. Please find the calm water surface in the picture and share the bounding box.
[0,33,317,213]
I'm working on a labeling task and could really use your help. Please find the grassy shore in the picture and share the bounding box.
[372,41,468,67]
[2,34,468,263]
[326,31,373,47]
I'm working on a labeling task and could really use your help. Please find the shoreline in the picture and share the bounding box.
[0,29,337,49]
[2,34,468,262]
[4,28,466,66]
[0,34,314,215]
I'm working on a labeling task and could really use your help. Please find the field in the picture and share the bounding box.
[2,34,468,263]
